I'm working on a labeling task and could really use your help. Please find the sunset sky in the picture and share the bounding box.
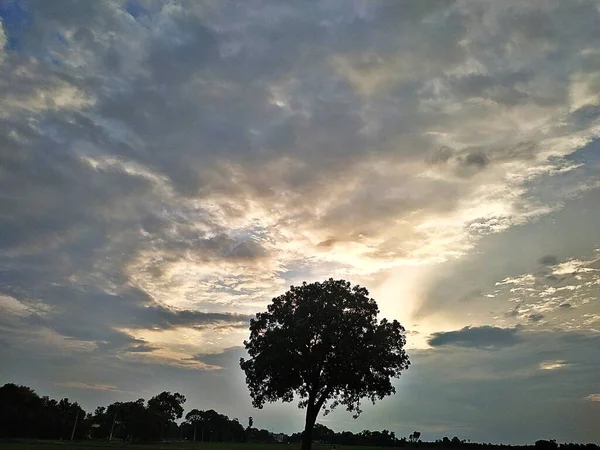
[0,0,599,444]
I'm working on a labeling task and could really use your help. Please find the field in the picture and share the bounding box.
[0,442,374,450]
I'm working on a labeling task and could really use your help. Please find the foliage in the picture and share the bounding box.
[184,408,245,442]
[240,279,410,450]
[410,432,422,443]
[104,399,163,442]
[0,383,86,440]
[147,391,186,439]
[2,381,600,450]
[290,424,398,447]
[148,391,186,423]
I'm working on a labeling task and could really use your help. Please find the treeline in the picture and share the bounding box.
[288,425,599,450]
[0,383,275,443]
[0,383,188,441]
[290,425,401,446]
[1,383,599,448]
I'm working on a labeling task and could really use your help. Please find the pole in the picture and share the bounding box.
[70,410,80,441]
[193,426,197,442]
[109,412,117,441]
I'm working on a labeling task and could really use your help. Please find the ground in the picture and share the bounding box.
[0,442,372,450]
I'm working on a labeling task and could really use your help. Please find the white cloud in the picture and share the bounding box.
[539,360,568,370]
[55,381,121,392]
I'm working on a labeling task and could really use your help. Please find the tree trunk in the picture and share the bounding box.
[300,407,318,450]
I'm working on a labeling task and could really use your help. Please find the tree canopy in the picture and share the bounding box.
[148,391,186,422]
[240,278,410,450]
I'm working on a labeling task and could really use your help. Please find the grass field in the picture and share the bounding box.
[0,442,372,450]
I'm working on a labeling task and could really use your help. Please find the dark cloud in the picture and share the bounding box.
[505,308,520,318]
[539,255,558,266]
[427,326,522,350]
[125,344,160,353]
[145,306,253,331]
[528,313,545,323]
[463,151,489,168]
[430,146,454,164]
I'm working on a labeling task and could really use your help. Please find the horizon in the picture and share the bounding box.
[0,0,599,445]
[0,381,596,447]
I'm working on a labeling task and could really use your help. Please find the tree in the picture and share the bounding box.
[0,383,42,438]
[147,391,186,439]
[536,440,559,450]
[410,431,421,443]
[186,409,204,441]
[240,279,410,450]
[148,391,186,423]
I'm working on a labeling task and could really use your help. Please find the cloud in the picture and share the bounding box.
[55,381,120,392]
[427,326,522,350]
[138,306,253,331]
[125,344,160,353]
[539,360,568,370]
[188,346,246,367]
[0,0,599,443]
[528,313,545,323]
[345,330,600,444]
[539,255,558,266]
[481,250,600,330]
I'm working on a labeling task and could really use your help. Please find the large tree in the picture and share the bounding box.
[240,279,410,450]
[148,391,186,439]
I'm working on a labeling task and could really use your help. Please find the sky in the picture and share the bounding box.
[0,0,599,445]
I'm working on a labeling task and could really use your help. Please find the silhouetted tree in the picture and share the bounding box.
[0,383,42,438]
[6,381,598,450]
[313,423,335,443]
[184,408,244,442]
[148,391,186,439]
[536,440,559,450]
[0,384,88,440]
[186,408,204,441]
[240,279,410,450]
[410,431,421,443]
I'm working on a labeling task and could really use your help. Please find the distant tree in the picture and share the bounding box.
[148,391,186,422]
[106,399,161,442]
[536,440,559,450]
[228,417,246,442]
[248,416,253,429]
[410,431,421,443]
[313,423,335,443]
[57,398,85,440]
[240,279,410,450]
[147,391,186,439]
[186,409,204,441]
